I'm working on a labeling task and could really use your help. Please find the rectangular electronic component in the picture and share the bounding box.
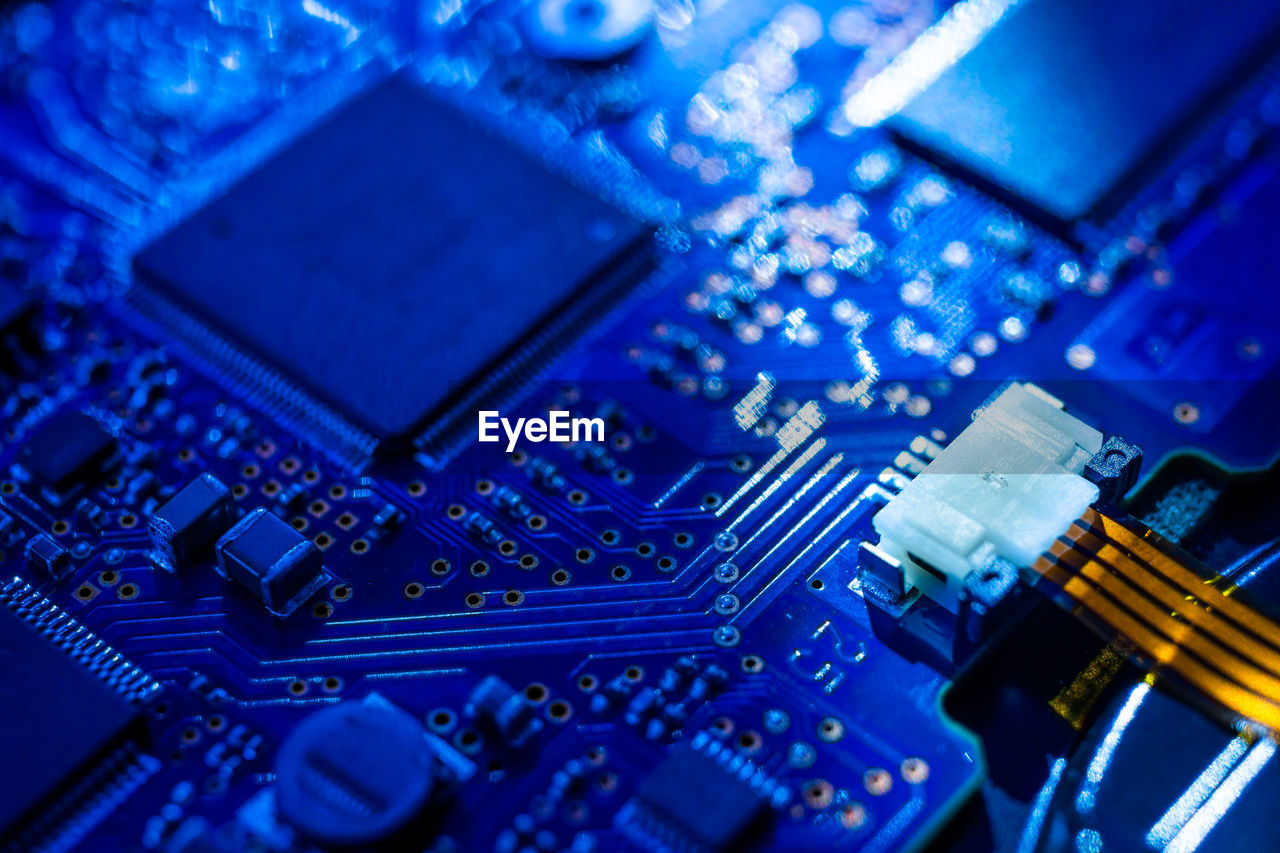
[25,533,72,579]
[18,410,120,500]
[215,508,327,617]
[149,474,234,572]
[890,0,1280,226]
[132,73,653,446]
[872,383,1102,611]
[0,597,139,836]
[628,740,772,852]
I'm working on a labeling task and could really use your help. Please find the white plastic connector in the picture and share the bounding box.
[871,383,1103,611]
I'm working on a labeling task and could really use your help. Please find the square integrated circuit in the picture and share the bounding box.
[628,742,771,851]
[890,0,1280,229]
[0,601,139,836]
[133,73,653,445]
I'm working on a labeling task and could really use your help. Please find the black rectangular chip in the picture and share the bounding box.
[890,0,1280,227]
[633,743,770,851]
[149,473,233,572]
[18,410,120,499]
[0,598,139,836]
[215,507,327,617]
[133,73,652,444]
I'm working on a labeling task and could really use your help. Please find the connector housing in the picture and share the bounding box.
[871,383,1103,610]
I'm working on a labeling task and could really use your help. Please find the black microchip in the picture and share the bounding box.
[18,410,120,497]
[633,744,770,851]
[133,73,652,442]
[890,0,1280,227]
[0,602,139,835]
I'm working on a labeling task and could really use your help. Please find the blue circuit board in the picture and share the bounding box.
[1,1,1279,852]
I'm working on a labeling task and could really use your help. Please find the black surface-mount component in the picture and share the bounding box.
[621,734,776,853]
[493,486,531,519]
[274,699,436,847]
[889,0,1280,231]
[0,586,141,839]
[1085,436,1144,505]
[149,474,234,572]
[368,503,404,540]
[276,482,308,509]
[463,511,502,545]
[467,675,543,747]
[214,507,327,617]
[17,410,120,502]
[25,533,72,579]
[527,457,566,492]
[74,498,105,530]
